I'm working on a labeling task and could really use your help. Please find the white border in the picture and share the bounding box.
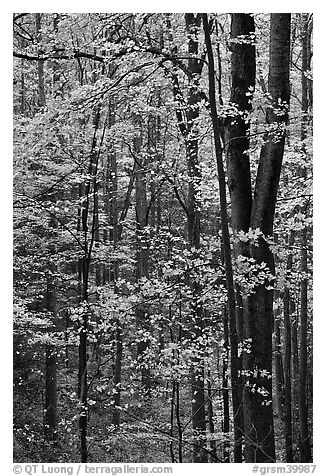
[3,4,325,475]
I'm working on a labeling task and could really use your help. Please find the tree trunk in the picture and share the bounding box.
[207,369,218,462]
[134,130,151,393]
[78,106,101,462]
[298,14,312,462]
[243,14,291,462]
[35,14,46,109]
[283,232,294,462]
[225,13,254,263]
[222,306,230,462]
[44,259,58,448]
[202,13,242,463]
[184,13,207,463]
[291,300,300,453]
[274,312,285,421]
[35,13,58,450]
[224,13,256,459]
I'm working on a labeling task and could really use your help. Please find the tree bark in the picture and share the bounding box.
[134,129,151,393]
[222,306,230,462]
[224,13,256,459]
[243,14,291,463]
[283,232,294,462]
[35,13,58,450]
[44,258,58,448]
[274,312,285,421]
[35,14,46,109]
[78,106,101,462]
[207,369,218,462]
[202,12,242,463]
[225,14,254,257]
[183,13,207,463]
[298,13,312,463]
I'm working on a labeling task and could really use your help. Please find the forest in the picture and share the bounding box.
[13,13,313,464]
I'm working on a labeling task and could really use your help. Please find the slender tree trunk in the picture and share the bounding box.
[44,258,58,448]
[36,13,58,450]
[134,130,151,393]
[207,369,218,462]
[184,13,207,463]
[100,97,124,427]
[291,299,300,453]
[78,259,89,463]
[274,312,285,421]
[78,106,101,462]
[202,13,242,463]
[298,14,312,463]
[169,379,176,462]
[299,229,311,461]
[35,14,46,109]
[170,14,207,462]
[283,232,294,462]
[176,316,183,462]
[222,306,230,462]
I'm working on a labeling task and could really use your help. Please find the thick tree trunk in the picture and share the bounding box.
[224,14,256,460]
[225,13,254,258]
[242,14,291,463]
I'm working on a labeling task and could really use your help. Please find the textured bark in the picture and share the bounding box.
[243,14,291,463]
[202,13,242,463]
